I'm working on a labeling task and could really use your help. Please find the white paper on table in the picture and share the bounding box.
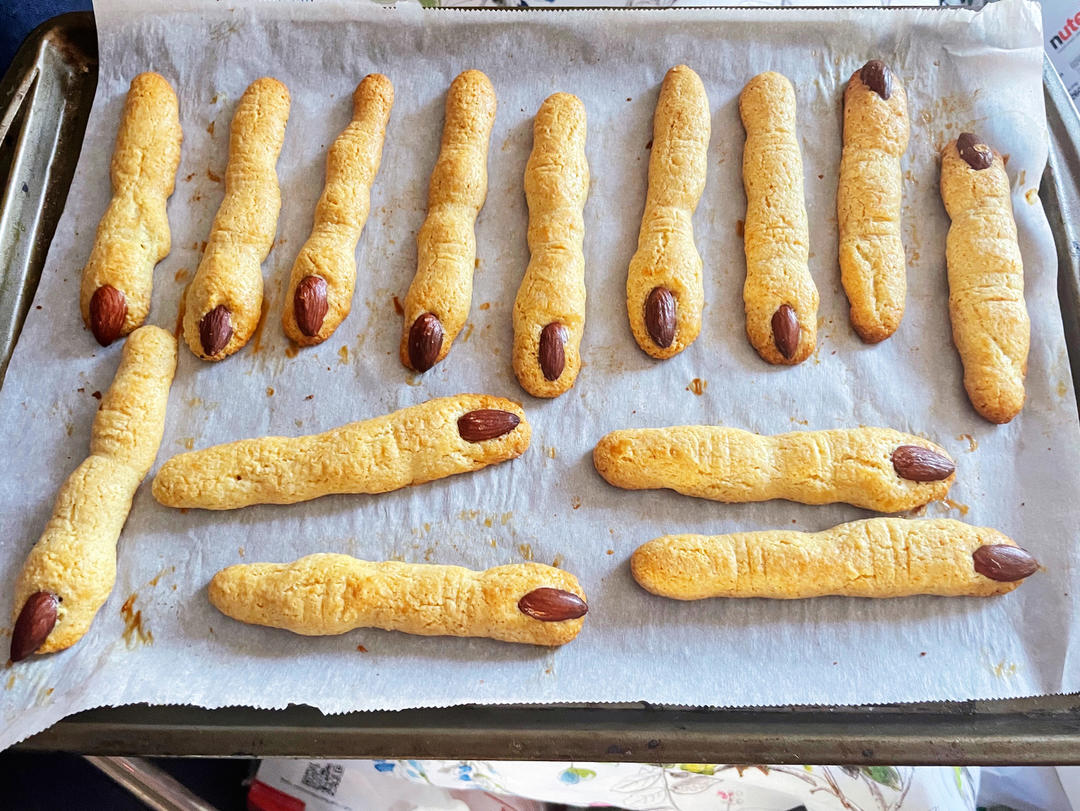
[1,0,1076,750]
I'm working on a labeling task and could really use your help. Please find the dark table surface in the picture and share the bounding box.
[3,0,93,73]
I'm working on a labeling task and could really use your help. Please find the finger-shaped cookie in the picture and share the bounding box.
[512,93,589,397]
[594,426,955,513]
[740,71,818,364]
[838,60,910,343]
[283,75,393,345]
[400,70,497,373]
[209,554,587,646]
[941,133,1030,424]
[80,73,182,346]
[10,327,177,661]
[626,65,710,358]
[153,394,529,510]
[183,77,290,361]
[631,518,1038,600]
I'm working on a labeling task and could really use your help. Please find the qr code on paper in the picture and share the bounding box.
[301,762,344,796]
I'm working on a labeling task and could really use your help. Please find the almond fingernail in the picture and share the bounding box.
[892,445,955,482]
[11,591,59,662]
[860,59,893,101]
[957,132,993,171]
[458,409,520,442]
[89,285,127,346]
[518,587,588,622]
[772,304,799,360]
[644,287,675,348]
[294,275,329,337]
[973,544,1039,582]
[408,312,444,372]
[199,304,233,356]
[539,322,567,381]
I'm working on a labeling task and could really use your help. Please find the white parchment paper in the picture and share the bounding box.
[2,0,1077,749]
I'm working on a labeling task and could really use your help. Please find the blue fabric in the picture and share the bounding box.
[2,0,94,74]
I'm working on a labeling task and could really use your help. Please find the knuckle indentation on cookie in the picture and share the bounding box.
[11,591,59,662]
[771,304,799,359]
[408,313,444,372]
[199,304,233,356]
[458,409,520,442]
[517,587,588,621]
[972,544,1039,582]
[539,322,568,381]
[957,132,993,171]
[891,445,955,481]
[644,286,676,348]
[89,285,127,346]
[860,59,893,100]
[295,275,329,337]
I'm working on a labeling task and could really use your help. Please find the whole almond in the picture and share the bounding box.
[11,591,58,662]
[891,445,955,482]
[89,285,127,347]
[408,313,444,372]
[972,544,1039,582]
[294,275,329,337]
[771,303,799,360]
[957,132,993,171]
[199,304,233,356]
[539,322,568,381]
[518,587,588,622]
[860,59,893,101]
[458,409,520,443]
[644,287,676,348]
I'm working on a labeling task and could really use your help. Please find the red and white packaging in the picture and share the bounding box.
[1043,0,1080,106]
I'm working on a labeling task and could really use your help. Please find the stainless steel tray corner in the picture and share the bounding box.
[0,12,96,387]
[3,12,1080,763]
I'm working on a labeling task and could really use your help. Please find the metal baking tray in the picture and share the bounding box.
[5,11,1080,763]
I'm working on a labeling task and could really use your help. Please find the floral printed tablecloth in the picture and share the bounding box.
[378,759,978,809]
[426,0,981,8]
[250,757,980,809]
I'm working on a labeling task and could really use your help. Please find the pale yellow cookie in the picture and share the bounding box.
[209,554,587,646]
[740,71,818,364]
[153,394,529,510]
[625,65,710,359]
[838,60,910,343]
[283,75,393,345]
[10,326,177,660]
[183,77,290,361]
[594,426,955,513]
[941,133,1029,424]
[80,73,182,346]
[400,70,497,373]
[631,518,1037,600]
[512,93,589,397]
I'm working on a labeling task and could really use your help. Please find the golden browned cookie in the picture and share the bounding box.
[941,132,1030,424]
[209,554,587,646]
[80,73,183,346]
[183,77,290,361]
[512,93,589,397]
[282,74,393,345]
[400,70,497,373]
[838,60,910,343]
[152,394,530,510]
[631,518,1038,600]
[740,71,818,364]
[594,425,955,513]
[625,65,710,359]
[10,326,177,661]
